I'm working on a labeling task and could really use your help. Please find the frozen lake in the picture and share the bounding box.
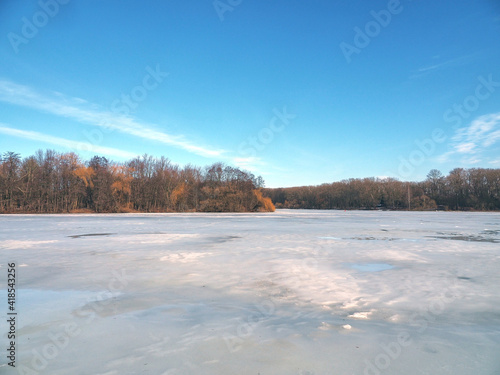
[1,210,500,374]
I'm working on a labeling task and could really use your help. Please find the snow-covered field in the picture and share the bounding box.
[1,210,499,374]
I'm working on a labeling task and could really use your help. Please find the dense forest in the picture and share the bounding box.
[1,150,499,213]
[263,168,500,211]
[0,150,275,213]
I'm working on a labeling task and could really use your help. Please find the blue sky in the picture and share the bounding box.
[1,0,499,187]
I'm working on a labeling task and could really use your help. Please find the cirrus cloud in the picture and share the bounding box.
[438,112,500,165]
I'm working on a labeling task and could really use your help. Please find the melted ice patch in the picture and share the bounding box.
[350,263,394,272]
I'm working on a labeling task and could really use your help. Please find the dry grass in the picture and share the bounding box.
[253,190,276,212]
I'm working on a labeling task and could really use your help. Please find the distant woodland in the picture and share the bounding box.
[0,151,275,213]
[1,150,499,213]
[263,168,500,211]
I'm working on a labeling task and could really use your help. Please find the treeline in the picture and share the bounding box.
[0,150,275,213]
[263,168,500,211]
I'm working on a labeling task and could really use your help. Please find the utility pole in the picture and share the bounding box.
[407,183,411,211]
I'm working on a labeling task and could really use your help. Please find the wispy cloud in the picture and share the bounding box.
[0,79,224,158]
[232,156,267,171]
[0,124,137,159]
[410,53,479,79]
[437,112,500,164]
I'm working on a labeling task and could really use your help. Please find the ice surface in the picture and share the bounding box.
[0,210,499,374]
[349,263,394,272]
